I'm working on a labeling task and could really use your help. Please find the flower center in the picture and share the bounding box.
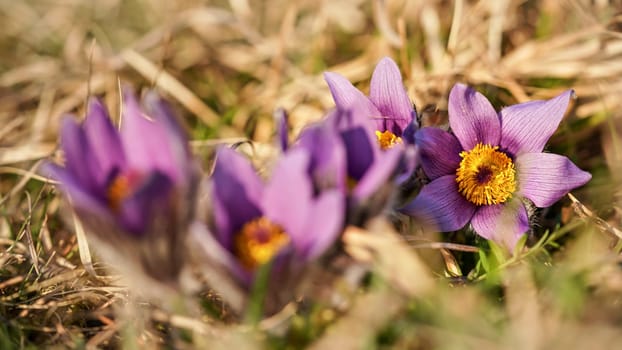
[455,143,516,206]
[107,175,130,211]
[346,176,359,191]
[375,130,402,150]
[234,217,290,270]
[106,171,142,211]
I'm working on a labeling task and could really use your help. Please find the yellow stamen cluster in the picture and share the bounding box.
[455,143,516,206]
[234,217,290,270]
[107,175,130,211]
[346,176,358,191]
[375,130,403,150]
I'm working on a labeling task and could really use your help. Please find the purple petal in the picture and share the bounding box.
[189,222,253,287]
[499,90,574,157]
[211,147,263,248]
[415,127,463,180]
[516,152,591,207]
[352,144,402,201]
[448,84,501,150]
[323,71,382,128]
[143,91,192,177]
[400,175,476,232]
[369,57,413,134]
[471,201,529,250]
[401,114,419,144]
[120,89,182,182]
[329,105,378,138]
[119,171,174,235]
[297,122,347,192]
[143,91,188,142]
[43,162,111,218]
[299,190,344,260]
[395,144,420,184]
[274,108,289,152]
[83,99,127,184]
[340,126,376,181]
[329,107,381,181]
[262,148,312,240]
[59,116,103,192]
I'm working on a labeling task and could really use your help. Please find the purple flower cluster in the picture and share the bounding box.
[193,58,417,291]
[45,56,591,311]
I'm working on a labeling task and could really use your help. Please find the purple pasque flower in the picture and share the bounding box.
[294,105,405,225]
[199,146,344,288]
[45,88,196,281]
[401,84,591,249]
[324,56,418,149]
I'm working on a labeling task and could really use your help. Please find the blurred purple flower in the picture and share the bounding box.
[197,146,344,288]
[45,88,196,282]
[295,105,405,225]
[324,56,418,149]
[401,84,591,249]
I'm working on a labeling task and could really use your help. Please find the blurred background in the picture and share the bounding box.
[1,0,622,348]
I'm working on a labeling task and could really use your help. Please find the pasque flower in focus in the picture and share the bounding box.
[400,84,591,249]
[45,88,197,285]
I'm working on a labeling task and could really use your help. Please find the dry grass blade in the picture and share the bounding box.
[120,49,222,128]
[307,287,404,350]
[373,0,402,48]
[406,240,480,253]
[343,219,434,298]
[0,269,84,302]
[568,193,622,240]
[503,264,542,349]
[0,144,55,165]
[0,162,49,207]
[22,193,40,276]
[71,211,98,278]
[439,248,463,278]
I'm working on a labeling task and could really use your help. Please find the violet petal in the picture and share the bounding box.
[119,170,174,235]
[211,147,263,248]
[274,108,289,152]
[323,71,382,127]
[415,127,463,180]
[499,90,574,156]
[189,222,253,288]
[297,122,347,192]
[448,84,501,150]
[60,116,102,193]
[471,201,529,250]
[262,148,312,240]
[43,162,111,218]
[299,190,344,260]
[120,88,181,182]
[400,175,476,232]
[353,144,402,201]
[83,99,126,184]
[369,57,413,134]
[340,126,377,181]
[516,152,591,207]
[402,113,419,144]
[143,91,191,177]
